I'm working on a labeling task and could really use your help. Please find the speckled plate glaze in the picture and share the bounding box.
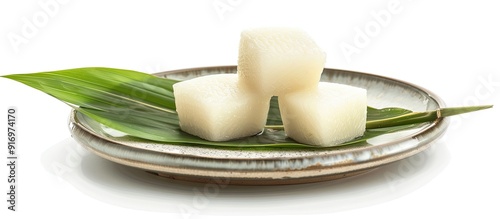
[69,66,449,185]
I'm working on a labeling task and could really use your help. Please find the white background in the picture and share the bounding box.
[1,0,499,218]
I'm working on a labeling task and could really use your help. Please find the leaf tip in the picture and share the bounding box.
[1,74,19,81]
[476,105,493,110]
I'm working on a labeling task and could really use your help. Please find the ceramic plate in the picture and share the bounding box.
[69,66,449,185]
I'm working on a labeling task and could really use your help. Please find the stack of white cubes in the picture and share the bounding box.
[173,27,367,146]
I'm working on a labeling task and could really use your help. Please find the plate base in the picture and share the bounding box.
[149,169,375,186]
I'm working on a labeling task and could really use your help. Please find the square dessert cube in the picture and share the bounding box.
[238,27,326,97]
[279,82,367,146]
[173,74,270,141]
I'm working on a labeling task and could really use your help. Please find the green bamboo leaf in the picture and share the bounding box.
[266,96,283,125]
[3,68,182,140]
[365,105,493,129]
[2,67,493,148]
[366,106,413,121]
